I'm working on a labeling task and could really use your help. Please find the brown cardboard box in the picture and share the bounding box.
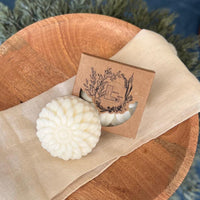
[73,53,155,138]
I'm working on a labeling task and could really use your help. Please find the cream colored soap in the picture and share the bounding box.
[36,95,101,160]
[81,91,137,126]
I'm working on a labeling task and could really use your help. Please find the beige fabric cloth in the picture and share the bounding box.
[1,29,200,200]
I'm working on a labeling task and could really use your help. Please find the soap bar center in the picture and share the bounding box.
[56,127,72,142]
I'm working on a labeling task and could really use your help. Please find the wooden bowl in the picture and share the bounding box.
[0,14,198,200]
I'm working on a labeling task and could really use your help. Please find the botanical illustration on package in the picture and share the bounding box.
[82,67,135,114]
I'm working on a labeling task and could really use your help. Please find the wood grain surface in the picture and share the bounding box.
[0,14,198,200]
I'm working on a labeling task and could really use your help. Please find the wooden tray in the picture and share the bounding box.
[0,14,198,200]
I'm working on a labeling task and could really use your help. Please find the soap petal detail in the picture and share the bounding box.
[100,112,115,126]
[36,95,101,160]
[80,91,137,127]
[81,90,93,102]
[129,102,138,115]
[116,111,131,123]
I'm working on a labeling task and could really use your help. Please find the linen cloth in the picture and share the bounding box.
[0,30,200,200]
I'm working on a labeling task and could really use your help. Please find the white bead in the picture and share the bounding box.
[81,90,93,102]
[36,95,101,160]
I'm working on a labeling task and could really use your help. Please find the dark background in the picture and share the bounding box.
[1,0,200,37]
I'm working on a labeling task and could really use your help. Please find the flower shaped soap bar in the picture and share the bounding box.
[36,96,101,160]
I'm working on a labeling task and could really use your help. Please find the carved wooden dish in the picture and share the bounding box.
[0,14,198,200]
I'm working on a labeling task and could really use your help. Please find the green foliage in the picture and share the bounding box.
[168,34,200,73]
[0,3,19,42]
[0,0,199,77]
